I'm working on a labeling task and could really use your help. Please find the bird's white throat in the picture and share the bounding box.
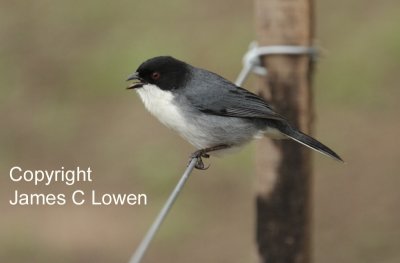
[135,84,186,132]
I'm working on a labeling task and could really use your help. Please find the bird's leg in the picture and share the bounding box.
[190,144,230,170]
[190,149,209,170]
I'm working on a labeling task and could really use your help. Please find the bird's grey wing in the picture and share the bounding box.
[184,72,285,121]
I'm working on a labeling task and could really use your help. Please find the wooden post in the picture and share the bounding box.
[254,1,314,263]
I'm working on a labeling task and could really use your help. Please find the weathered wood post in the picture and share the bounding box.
[254,0,314,262]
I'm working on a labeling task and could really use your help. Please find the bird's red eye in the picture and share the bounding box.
[151,72,160,80]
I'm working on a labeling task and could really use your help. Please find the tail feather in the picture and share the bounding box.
[281,127,343,162]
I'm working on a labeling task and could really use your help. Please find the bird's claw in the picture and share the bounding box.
[194,157,210,170]
[190,150,210,170]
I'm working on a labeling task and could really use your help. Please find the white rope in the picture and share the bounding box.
[235,41,317,86]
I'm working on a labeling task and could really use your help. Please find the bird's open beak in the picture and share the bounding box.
[126,72,145,89]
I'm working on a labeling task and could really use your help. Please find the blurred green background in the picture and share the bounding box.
[1,0,399,262]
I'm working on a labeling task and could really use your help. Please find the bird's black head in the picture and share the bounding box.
[127,56,189,91]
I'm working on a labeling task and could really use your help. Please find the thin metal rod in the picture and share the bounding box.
[128,158,198,263]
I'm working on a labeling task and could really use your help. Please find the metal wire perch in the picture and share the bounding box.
[128,158,198,263]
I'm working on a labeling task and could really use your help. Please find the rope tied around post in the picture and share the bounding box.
[235,42,317,86]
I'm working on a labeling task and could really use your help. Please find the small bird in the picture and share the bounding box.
[127,56,342,169]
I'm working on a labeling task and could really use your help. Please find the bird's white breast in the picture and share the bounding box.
[135,84,187,132]
[135,84,277,150]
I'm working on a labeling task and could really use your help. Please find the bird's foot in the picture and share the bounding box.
[190,149,210,170]
[188,145,230,170]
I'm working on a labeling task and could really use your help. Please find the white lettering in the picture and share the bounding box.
[137,194,147,205]
[8,166,93,186]
[9,190,66,205]
[91,190,147,206]
[9,166,22,182]
[72,190,85,205]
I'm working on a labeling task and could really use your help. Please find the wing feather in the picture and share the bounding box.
[185,72,285,121]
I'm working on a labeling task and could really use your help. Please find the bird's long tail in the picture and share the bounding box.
[280,126,343,162]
